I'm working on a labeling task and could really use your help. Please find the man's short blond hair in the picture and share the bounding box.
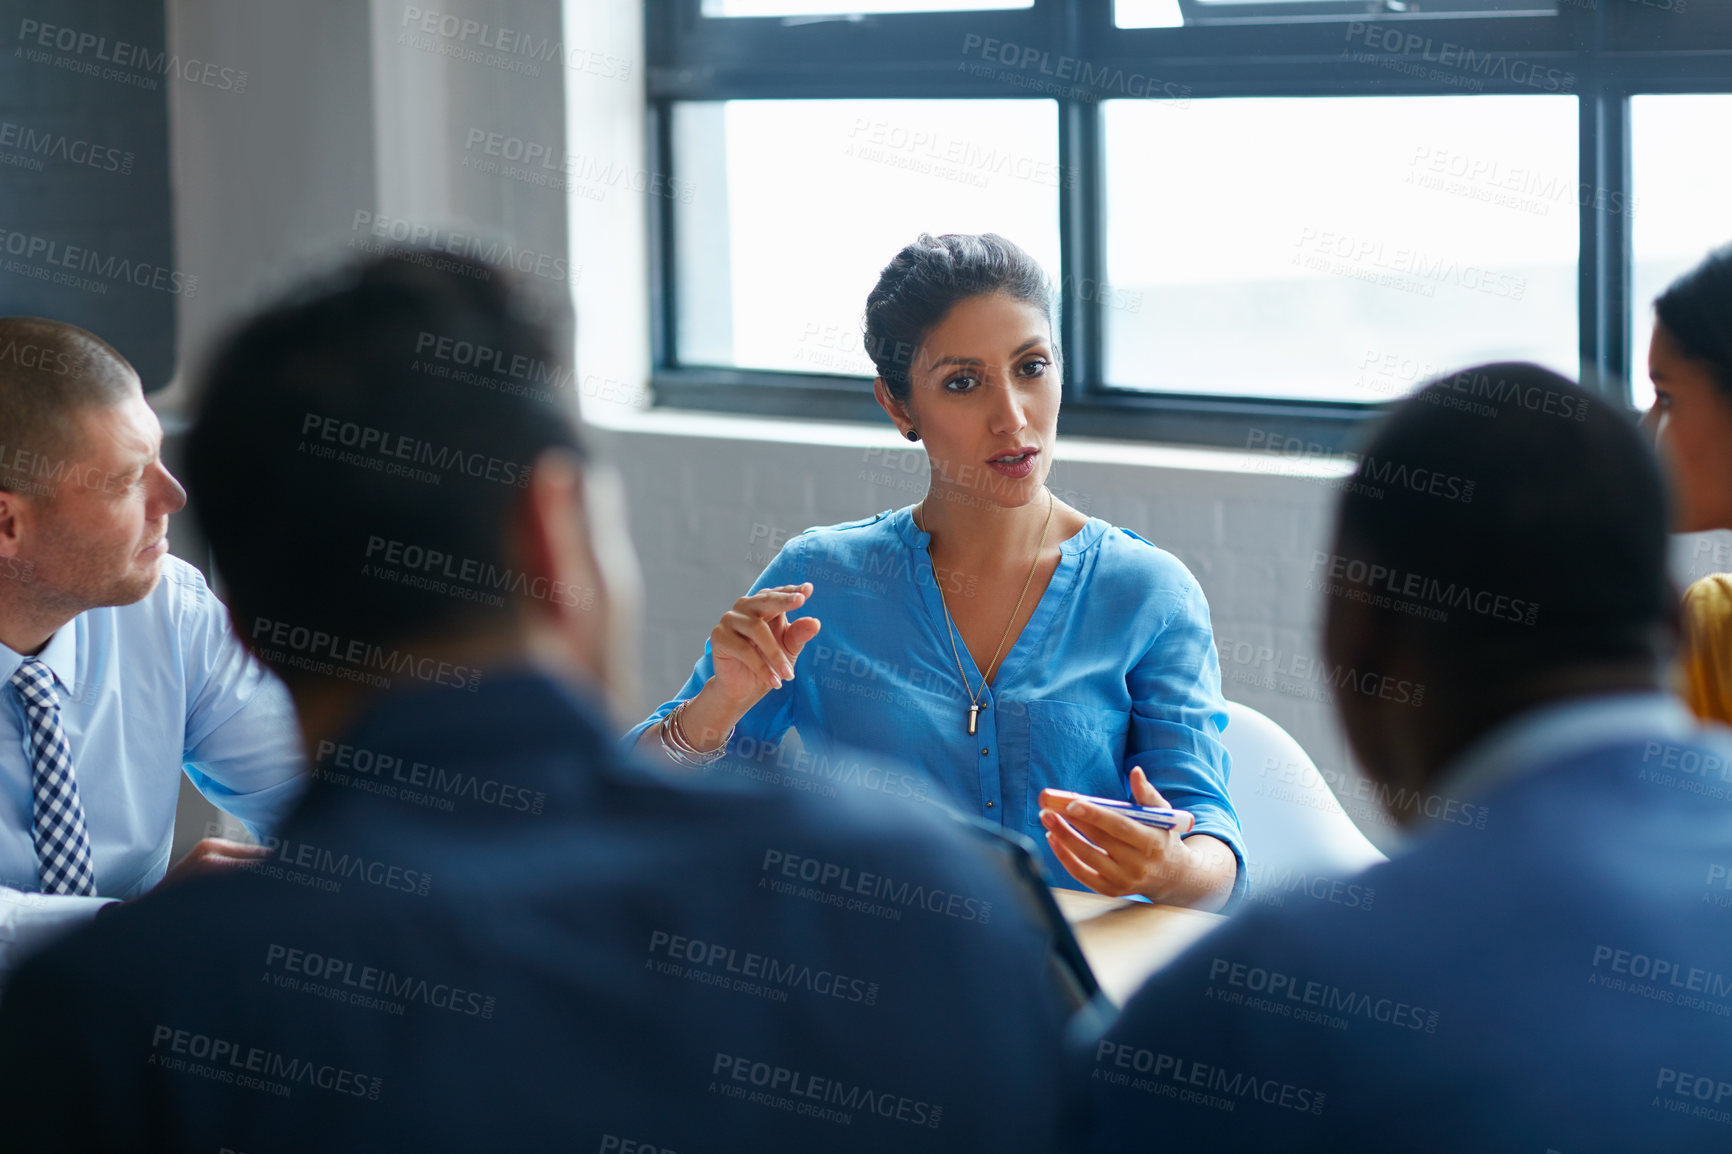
[0,318,140,501]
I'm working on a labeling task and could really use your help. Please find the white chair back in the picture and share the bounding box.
[1221,700,1386,882]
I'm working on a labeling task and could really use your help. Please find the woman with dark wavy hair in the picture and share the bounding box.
[628,233,1243,910]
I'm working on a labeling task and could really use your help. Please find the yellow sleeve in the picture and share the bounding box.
[1680,575,1732,726]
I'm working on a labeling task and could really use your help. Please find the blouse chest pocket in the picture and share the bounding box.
[1022,699,1132,829]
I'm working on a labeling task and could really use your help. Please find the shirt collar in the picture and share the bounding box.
[0,618,80,696]
[1432,690,1696,807]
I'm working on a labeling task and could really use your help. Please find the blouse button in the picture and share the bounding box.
[980,748,989,756]
[986,800,995,808]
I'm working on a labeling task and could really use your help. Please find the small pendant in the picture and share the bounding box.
[968,704,979,736]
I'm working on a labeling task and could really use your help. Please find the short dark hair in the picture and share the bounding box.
[1655,242,1732,398]
[862,233,1057,405]
[0,317,139,500]
[185,250,585,685]
[1333,362,1672,679]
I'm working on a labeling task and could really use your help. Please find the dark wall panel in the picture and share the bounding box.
[0,0,176,390]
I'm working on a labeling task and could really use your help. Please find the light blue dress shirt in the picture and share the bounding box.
[0,555,304,976]
[627,506,1244,896]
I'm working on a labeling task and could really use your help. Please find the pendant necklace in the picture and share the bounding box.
[916,488,1054,736]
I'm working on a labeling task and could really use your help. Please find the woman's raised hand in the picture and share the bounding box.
[708,582,822,707]
[637,582,823,761]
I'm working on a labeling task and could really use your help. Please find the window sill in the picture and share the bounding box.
[587,397,1357,482]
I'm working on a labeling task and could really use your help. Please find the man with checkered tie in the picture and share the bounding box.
[0,317,303,987]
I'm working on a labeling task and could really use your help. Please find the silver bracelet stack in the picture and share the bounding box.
[657,700,733,767]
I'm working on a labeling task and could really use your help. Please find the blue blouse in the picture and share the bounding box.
[626,506,1244,897]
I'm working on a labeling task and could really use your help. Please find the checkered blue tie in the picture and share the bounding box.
[10,658,97,896]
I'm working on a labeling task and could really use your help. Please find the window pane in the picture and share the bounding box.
[1103,96,1578,402]
[1115,0,1183,26]
[673,100,1060,376]
[1116,0,1556,28]
[1630,94,1732,412]
[705,0,1030,16]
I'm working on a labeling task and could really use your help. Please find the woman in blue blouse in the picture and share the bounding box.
[627,233,1243,910]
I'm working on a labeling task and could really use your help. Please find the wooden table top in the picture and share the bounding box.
[1050,887,1228,1006]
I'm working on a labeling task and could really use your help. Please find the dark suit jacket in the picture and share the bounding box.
[0,671,1080,1153]
[1073,706,1732,1153]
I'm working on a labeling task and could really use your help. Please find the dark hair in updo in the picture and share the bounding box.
[863,232,1057,405]
[1655,242,1732,398]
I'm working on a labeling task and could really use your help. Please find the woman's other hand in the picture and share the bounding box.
[1038,766,1236,911]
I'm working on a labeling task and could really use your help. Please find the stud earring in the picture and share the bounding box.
[905,429,920,442]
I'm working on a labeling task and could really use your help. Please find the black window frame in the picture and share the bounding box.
[645,0,1732,453]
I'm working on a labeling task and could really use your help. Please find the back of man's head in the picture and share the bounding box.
[0,318,139,502]
[1325,363,1673,788]
[185,250,585,689]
